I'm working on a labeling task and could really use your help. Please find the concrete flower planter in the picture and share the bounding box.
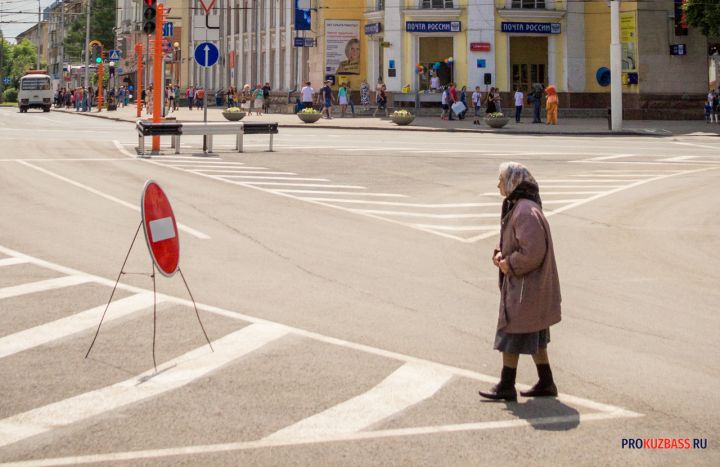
[298,112,322,123]
[484,116,510,129]
[222,111,246,121]
[391,115,415,126]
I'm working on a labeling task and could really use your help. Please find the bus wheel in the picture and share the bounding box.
[43,107,51,112]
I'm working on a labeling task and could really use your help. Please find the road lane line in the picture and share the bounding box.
[539,179,642,183]
[583,154,637,161]
[0,411,641,466]
[192,170,297,175]
[274,190,407,197]
[302,200,501,208]
[0,322,288,449]
[0,276,92,300]
[239,182,367,188]
[15,160,211,240]
[0,293,158,360]
[414,224,497,232]
[186,166,270,170]
[351,210,497,219]
[221,176,331,181]
[0,258,29,267]
[264,363,453,442]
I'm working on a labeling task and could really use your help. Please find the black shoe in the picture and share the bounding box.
[520,382,558,398]
[479,384,517,401]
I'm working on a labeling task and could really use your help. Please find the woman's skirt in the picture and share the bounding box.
[339,96,348,106]
[493,328,550,355]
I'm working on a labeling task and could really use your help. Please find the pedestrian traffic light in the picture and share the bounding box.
[143,0,157,35]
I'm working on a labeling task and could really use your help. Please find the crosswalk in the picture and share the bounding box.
[0,245,640,464]
[133,152,706,243]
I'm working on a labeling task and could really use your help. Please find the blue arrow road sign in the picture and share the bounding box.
[194,42,219,67]
[163,22,173,37]
[108,49,121,61]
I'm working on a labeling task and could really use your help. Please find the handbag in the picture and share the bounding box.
[451,101,466,115]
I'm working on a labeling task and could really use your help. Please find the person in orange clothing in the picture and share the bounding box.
[545,85,558,125]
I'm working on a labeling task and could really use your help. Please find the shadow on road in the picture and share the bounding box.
[503,398,581,431]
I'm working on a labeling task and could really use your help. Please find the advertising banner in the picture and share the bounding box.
[620,11,638,71]
[325,20,360,76]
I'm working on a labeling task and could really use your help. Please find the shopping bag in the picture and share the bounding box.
[451,101,466,115]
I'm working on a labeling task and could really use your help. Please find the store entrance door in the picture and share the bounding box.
[510,36,548,92]
[419,36,453,90]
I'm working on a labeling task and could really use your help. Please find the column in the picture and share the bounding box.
[468,0,495,89]
[284,0,292,90]
[238,0,245,88]
[255,0,261,84]
[273,0,281,88]
[264,0,271,84]
[383,0,403,92]
[564,0,585,91]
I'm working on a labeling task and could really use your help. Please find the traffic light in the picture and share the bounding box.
[143,0,157,35]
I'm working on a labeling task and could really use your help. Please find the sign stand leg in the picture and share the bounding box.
[151,262,157,372]
[178,268,214,352]
[85,221,143,360]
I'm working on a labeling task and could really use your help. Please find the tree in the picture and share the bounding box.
[685,0,720,37]
[65,0,117,63]
[0,40,45,89]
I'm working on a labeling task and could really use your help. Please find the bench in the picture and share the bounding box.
[136,120,279,155]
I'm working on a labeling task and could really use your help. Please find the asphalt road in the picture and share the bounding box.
[0,107,718,466]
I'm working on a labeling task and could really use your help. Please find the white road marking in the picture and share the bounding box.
[0,276,92,300]
[583,154,637,161]
[0,293,158,360]
[1,411,641,466]
[539,185,623,189]
[264,362,453,442]
[0,257,29,267]
[0,323,288,449]
[16,160,211,240]
[658,156,697,162]
[539,179,637,183]
[351,210,497,219]
[672,141,720,150]
[415,224,497,232]
[274,190,407,198]
[301,200,501,208]
[221,176,330,181]
[192,170,297,175]
[239,182,367,188]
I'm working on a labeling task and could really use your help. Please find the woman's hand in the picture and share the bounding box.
[498,259,510,274]
[492,252,503,267]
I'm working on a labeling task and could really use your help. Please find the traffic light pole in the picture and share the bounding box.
[136,43,143,118]
[152,4,164,152]
[83,0,91,88]
[97,53,104,111]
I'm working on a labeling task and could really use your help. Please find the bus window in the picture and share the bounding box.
[21,78,52,91]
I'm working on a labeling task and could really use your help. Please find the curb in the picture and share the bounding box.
[53,108,666,137]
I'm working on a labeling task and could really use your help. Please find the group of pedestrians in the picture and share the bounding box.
[299,79,386,119]
[55,87,95,112]
[704,89,720,123]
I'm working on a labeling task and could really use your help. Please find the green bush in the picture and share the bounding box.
[3,87,18,103]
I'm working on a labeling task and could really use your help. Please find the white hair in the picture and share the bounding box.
[499,162,538,195]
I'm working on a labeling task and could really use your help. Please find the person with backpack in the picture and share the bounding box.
[372,84,388,118]
[262,82,271,113]
[530,83,544,123]
[472,86,483,125]
[514,87,524,123]
[318,80,335,119]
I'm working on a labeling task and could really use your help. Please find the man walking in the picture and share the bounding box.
[317,80,335,119]
[300,81,314,109]
[514,87,524,123]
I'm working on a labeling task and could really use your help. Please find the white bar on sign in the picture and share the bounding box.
[149,217,176,242]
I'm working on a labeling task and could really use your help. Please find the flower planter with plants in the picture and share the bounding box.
[297,107,322,123]
[222,107,246,121]
[390,110,415,126]
[484,112,510,129]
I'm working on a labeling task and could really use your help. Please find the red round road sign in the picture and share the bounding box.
[141,180,180,277]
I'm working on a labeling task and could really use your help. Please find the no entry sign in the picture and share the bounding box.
[141,180,180,277]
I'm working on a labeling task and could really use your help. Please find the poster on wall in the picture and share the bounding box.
[620,11,638,72]
[325,20,360,77]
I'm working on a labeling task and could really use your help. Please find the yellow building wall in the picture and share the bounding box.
[584,1,639,93]
[318,0,367,90]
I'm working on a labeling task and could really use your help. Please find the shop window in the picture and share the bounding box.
[511,0,546,8]
[421,0,454,9]
[418,36,454,90]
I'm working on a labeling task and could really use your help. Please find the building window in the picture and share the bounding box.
[376,0,385,10]
[511,0,546,8]
[421,0,453,8]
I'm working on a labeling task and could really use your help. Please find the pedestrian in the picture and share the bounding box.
[704,100,713,123]
[492,87,502,115]
[485,87,496,115]
[459,85,468,120]
[430,72,440,92]
[478,162,561,402]
[187,86,194,110]
[448,83,458,120]
[440,86,450,120]
[253,83,264,116]
[545,85,558,125]
[514,87,524,123]
[241,84,252,112]
[300,81,314,110]
[167,85,175,113]
[472,86,482,125]
[360,79,370,111]
[711,92,719,123]
[174,85,180,111]
[373,84,388,118]
[318,80,335,119]
[346,82,356,117]
[531,83,543,123]
[262,82,271,113]
[338,82,349,117]
[196,87,204,109]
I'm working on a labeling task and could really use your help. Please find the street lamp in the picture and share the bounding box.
[172,42,181,87]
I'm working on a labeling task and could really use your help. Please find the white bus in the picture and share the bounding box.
[18,72,53,113]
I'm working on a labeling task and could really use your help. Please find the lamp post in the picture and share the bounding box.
[173,41,180,87]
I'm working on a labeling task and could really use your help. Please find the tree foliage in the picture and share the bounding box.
[65,0,117,63]
[0,39,46,89]
[685,0,720,37]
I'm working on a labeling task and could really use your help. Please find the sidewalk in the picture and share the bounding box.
[54,105,720,137]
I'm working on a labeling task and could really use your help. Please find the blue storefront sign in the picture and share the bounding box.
[365,22,382,35]
[501,22,561,34]
[406,21,461,33]
[294,0,311,31]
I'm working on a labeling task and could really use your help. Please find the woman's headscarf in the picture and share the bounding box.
[499,162,542,219]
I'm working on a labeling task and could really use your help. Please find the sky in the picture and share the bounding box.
[1,0,56,43]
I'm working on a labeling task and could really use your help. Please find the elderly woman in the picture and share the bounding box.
[479,162,562,402]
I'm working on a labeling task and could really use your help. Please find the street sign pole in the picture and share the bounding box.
[203,65,208,150]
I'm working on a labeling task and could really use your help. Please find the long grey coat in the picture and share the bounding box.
[497,199,561,333]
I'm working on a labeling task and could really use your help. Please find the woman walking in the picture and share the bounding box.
[485,87,496,114]
[479,162,562,402]
[338,82,349,117]
[360,79,370,111]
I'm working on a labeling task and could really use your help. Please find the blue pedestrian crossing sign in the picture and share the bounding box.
[194,42,219,68]
[108,49,121,61]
